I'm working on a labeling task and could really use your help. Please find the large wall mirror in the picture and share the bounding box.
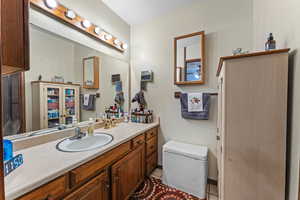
[2,24,130,136]
[174,31,205,85]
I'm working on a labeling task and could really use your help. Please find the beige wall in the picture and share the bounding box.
[253,0,300,199]
[131,0,253,179]
[29,0,130,62]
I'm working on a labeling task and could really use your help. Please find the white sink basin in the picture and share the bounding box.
[56,133,113,152]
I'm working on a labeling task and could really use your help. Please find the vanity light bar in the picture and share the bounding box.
[34,0,128,52]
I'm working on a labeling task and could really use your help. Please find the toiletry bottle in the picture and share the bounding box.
[87,118,95,136]
[265,33,276,50]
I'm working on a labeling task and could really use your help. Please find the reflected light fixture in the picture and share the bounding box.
[104,34,113,41]
[82,20,91,28]
[94,27,101,35]
[65,10,76,20]
[44,0,58,9]
[121,43,128,50]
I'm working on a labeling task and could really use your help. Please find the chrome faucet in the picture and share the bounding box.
[70,127,86,140]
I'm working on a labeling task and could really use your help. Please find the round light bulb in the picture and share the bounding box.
[121,43,128,50]
[113,39,120,45]
[82,20,91,28]
[94,27,101,35]
[44,0,58,9]
[104,34,112,41]
[65,10,76,20]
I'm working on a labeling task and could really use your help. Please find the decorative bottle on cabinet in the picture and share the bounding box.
[216,49,289,200]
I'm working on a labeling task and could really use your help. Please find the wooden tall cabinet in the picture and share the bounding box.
[31,81,80,130]
[216,49,289,200]
[1,0,29,75]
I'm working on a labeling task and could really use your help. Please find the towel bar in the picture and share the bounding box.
[174,92,218,99]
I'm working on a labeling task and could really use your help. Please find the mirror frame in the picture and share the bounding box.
[83,56,100,89]
[174,31,205,85]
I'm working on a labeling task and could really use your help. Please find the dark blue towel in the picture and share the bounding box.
[81,94,96,111]
[180,93,210,120]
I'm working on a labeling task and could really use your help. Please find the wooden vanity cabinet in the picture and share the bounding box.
[17,175,68,200]
[16,127,159,200]
[145,128,158,175]
[111,143,145,200]
[64,172,109,200]
[1,0,30,75]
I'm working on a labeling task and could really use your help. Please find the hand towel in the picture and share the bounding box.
[188,93,204,112]
[180,93,210,120]
[83,94,90,106]
[81,94,96,111]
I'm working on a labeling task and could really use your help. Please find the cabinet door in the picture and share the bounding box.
[111,145,145,200]
[1,0,29,75]
[43,85,63,128]
[62,86,80,125]
[64,172,109,200]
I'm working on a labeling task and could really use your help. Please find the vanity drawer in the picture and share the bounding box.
[132,134,145,149]
[70,141,131,187]
[146,128,157,141]
[146,152,157,176]
[146,136,157,157]
[18,175,68,200]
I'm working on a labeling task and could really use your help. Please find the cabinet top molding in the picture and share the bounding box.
[30,0,127,53]
[216,48,290,77]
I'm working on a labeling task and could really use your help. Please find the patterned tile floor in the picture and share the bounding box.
[131,168,218,200]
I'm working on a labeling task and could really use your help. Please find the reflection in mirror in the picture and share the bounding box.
[83,57,99,89]
[174,31,205,85]
[2,24,129,136]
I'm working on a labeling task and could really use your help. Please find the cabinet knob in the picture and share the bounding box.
[216,136,220,141]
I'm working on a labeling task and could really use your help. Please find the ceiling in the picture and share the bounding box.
[102,0,199,25]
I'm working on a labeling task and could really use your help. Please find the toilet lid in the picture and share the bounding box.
[163,141,208,160]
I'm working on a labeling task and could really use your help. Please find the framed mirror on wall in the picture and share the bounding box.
[174,31,205,85]
[83,56,100,89]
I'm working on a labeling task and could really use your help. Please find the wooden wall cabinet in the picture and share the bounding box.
[31,81,80,130]
[217,49,289,200]
[1,0,29,75]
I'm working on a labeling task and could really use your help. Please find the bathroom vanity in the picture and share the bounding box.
[5,122,159,200]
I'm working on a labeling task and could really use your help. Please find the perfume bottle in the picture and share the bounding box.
[265,33,276,50]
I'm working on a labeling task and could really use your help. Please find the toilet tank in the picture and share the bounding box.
[163,141,208,199]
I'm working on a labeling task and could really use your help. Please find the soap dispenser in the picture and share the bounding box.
[87,118,95,136]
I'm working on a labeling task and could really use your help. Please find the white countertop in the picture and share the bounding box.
[4,122,159,200]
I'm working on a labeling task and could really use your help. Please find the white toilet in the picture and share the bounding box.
[162,141,208,199]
